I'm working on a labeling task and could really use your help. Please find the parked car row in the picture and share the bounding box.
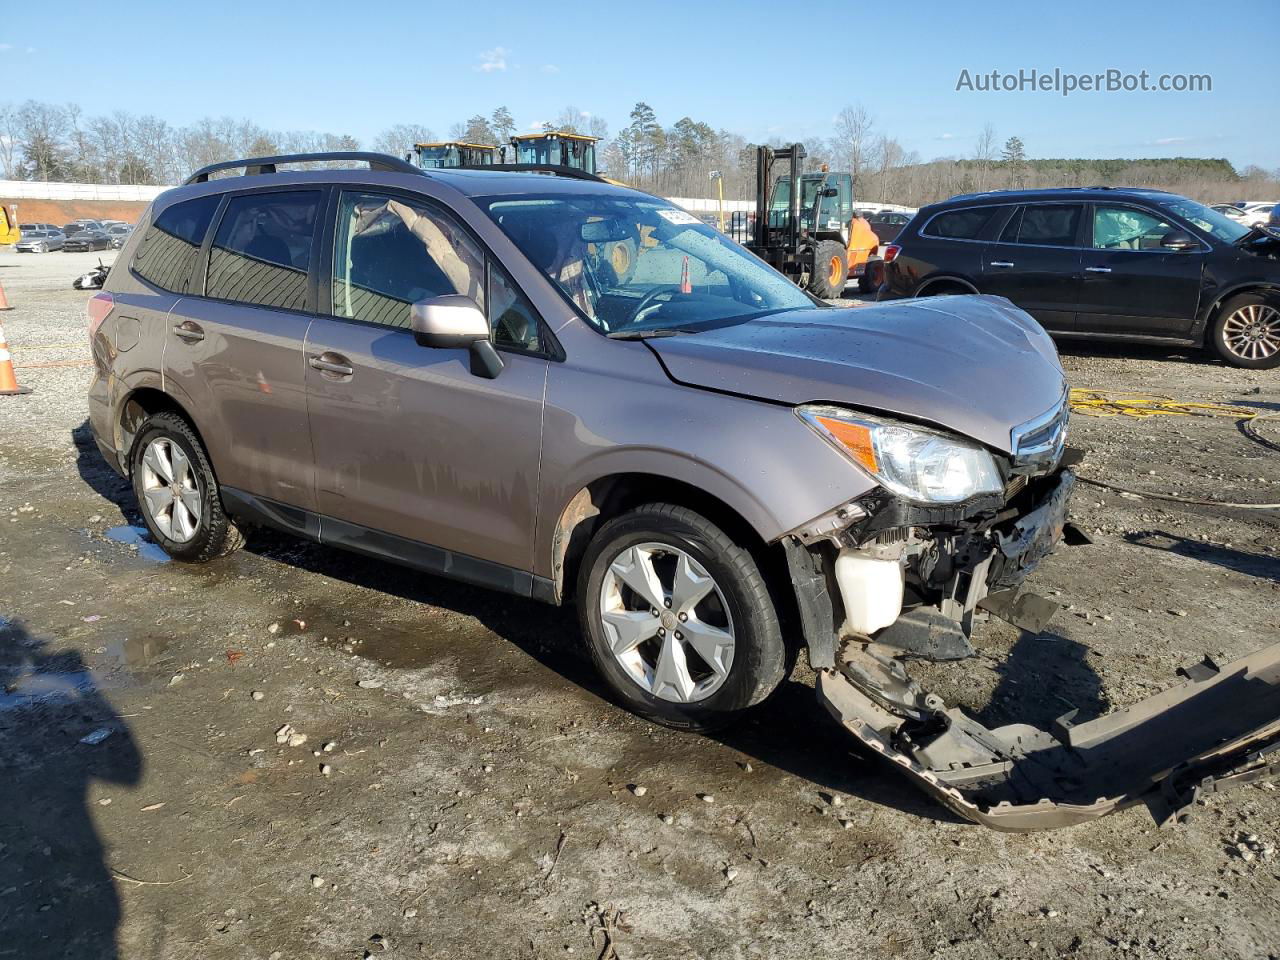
[877,187,1280,369]
[13,219,133,253]
[1210,201,1276,227]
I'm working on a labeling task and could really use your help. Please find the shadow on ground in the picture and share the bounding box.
[1123,529,1280,584]
[0,617,142,959]
[1054,339,1212,366]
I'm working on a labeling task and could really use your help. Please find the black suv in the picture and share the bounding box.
[878,187,1280,369]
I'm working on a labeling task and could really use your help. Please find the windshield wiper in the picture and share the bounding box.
[606,328,694,340]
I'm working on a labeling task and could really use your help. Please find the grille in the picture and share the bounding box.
[1010,392,1069,473]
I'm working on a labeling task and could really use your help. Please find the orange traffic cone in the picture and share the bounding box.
[0,322,33,396]
[0,277,13,311]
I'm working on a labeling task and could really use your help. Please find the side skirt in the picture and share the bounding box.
[220,486,554,603]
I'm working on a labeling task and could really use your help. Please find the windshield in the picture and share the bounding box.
[418,146,460,168]
[1157,197,1251,244]
[481,194,814,335]
[769,176,851,231]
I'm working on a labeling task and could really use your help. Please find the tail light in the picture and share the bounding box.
[882,243,901,264]
[87,292,114,339]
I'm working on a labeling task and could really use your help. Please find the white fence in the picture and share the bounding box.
[0,180,170,202]
[669,196,916,216]
[0,181,917,219]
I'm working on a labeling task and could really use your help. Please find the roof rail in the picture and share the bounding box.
[458,163,608,183]
[184,151,423,186]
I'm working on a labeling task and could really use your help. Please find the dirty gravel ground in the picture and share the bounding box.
[1,250,1278,960]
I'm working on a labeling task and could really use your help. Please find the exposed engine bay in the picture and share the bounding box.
[784,459,1280,830]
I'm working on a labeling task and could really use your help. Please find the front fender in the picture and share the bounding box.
[536,363,876,580]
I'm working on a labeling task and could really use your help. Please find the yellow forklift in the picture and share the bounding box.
[0,204,19,246]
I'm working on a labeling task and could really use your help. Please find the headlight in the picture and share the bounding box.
[798,404,1003,504]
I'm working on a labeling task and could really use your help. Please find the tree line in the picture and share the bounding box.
[2,98,1276,208]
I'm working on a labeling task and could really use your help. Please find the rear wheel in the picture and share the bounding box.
[577,503,786,731]
[130,412,244,563]
[807,240,849,298]
[1210,293,1280,369]
[917,280,972,297]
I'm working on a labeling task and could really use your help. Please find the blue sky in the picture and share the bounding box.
[3,0,1277,170]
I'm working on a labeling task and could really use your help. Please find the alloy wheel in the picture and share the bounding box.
[1223,303,1280,361]
[598,542,735,703]
[140,437,202,542]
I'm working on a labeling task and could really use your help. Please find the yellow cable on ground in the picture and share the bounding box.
[1068,388,1263,420]
[1067,390,1279,512]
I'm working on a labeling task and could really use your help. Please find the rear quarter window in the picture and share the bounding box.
[920,206,998,240]
[132,194,221,294]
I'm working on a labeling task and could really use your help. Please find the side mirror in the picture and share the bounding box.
[1160,229,1198,251]
[409,294,504,379]
[821,187,839,198]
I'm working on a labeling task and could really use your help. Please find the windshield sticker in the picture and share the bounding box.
[657,209,700,226]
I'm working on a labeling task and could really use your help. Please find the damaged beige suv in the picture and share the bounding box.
[88,152,1280,830]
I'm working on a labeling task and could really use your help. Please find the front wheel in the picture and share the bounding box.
[130,412,244,563]
[577,503,786,731]
[806,240,849,299]
[1210,293,1280,369]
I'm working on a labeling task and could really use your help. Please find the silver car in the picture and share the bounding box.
[15,226,65,253]
[86,151,1280,830]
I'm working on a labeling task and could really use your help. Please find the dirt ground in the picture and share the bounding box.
[1,250,1278,960]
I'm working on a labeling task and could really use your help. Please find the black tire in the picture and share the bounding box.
[807,240,849,298]
[917,280,971,297]
[1209,292,1280,370]
[577,503,786,731]
[129,412,244,563]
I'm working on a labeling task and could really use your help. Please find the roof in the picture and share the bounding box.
[160,165,648,214]
[940,186,1181,206]
[414,142,499,150]
[512,130,599,143]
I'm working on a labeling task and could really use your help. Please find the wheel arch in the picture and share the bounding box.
[1197,282,1280,342]
[548,472,790,614]
[117,385,208,476]
[914,274,980,297]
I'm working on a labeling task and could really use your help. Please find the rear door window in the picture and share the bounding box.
[921,206,998,240]
[131,194,222,294]
[205,191,321,310]
[1000,204,1083,247]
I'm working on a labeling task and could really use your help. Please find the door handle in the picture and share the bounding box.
[309,352,354,377]
[1085,266,1112,274]
[989,261,1015,268]
[171,320,204,342]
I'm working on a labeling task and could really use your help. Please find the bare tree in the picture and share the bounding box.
[373,124,436,157]
[0,102,23,179]
[833,105,875,192]
[973,122,997,191]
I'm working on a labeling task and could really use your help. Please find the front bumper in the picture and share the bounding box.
[787,467,1076,666]
[788,467,1280,831]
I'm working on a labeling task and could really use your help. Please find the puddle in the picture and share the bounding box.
[103,634,171,671]
[104,524,170,563]
[0,668,100,713]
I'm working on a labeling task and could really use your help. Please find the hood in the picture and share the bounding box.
[646,295,1065,454]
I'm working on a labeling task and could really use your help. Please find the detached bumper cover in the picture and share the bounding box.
[817,642,1280,831]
